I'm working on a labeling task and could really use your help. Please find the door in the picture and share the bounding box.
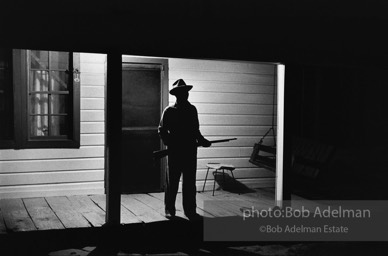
[121,58,168,193]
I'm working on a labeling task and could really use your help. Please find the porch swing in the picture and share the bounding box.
[249,82,277,172]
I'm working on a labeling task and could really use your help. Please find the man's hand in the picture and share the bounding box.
[201,138,212,148]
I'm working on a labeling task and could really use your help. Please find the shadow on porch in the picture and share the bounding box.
[0,188,276,255]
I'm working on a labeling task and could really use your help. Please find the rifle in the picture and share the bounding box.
[153,138,237,160]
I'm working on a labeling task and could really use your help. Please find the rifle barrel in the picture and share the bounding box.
[153,138,237,159]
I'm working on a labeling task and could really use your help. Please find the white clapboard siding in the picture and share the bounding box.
[202,136,275,148]
[169,59,275,74]
[80,134,105,146]
[81,86,105,98]
[187,92,274,104]
[81,122,105,134]
[81,110,105,122]
[0,182,105,199]
[178,178,276,193]
[0,53,106,199]
[200,126,275,136]
[195,168,275,180]
[80,73,105,86]
[81,98,105,110]
[169,58,277,189]
[170,70,274,84]
[199,115,276,126]
[0,170,104,186]
[197,147,273,159]
[0,158,104,174]
[0,146,104,161]
[196,103,277,115]
[182,81,275,93]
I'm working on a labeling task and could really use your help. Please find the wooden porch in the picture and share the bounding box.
[0,188,276,234]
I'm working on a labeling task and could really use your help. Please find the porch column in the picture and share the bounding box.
[105,52,122,226]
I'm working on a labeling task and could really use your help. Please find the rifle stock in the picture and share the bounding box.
[153,138,237,160]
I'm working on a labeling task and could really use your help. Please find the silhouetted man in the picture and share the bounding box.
[158,79,211,220]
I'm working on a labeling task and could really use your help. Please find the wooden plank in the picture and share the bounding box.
[81,122,105,134]
[80,63,105,74]
[81,110,105,122]
[81,98,104,110]
[89,195,141,224]
[67,195,106,227]
[195,168,275,181]
[147,192,186,219]
[197,146,276,159]
[80,74,105,86]
[199,115,276,126]
[0,170,104,186]
[201,191,272,211]
[121,195,167,223]
[197,192,243,216]
[235,188,275,206]
[200,126,275,137]
[0,182,104,199]
[169,59,275,74]
[45,196,91,228]
[148,192,214,218]
[0,158,104,174]
[188,81,275,94]
[169,70,274,84]
[0,208,7,234]
[197,158,257,169]
[176,193,213,219]
[201,136,275,148]
[196,103,277,115]
[80,53,106,63]
[195,193,236,217]
[81,86,104,98]
[189,92,274,104]
[0,198,37,232]
[80,134,105,146]
[23,198,64,230]
[0,146,104,160]
[195,178,275,194]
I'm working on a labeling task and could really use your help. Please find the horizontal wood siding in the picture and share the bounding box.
[169,58,277,190]
[0,53,106,198]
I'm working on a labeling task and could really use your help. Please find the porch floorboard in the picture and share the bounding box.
[0,189,277,234]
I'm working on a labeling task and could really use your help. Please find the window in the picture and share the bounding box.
[0,49,80,149]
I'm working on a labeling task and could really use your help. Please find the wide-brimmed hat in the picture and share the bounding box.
[169,79,193,95]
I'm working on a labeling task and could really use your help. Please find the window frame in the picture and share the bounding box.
[12,49,80,149]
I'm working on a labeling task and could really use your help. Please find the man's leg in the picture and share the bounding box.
[182,157,198,217]
[164,161,181,217]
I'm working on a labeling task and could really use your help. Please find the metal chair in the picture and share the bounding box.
[202,163,237,196]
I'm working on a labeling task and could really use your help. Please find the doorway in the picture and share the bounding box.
[121,57,168,194]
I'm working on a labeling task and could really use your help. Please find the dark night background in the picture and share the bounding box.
[2,0,388,254]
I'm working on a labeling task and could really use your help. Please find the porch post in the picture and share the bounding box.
[105,52,122,226]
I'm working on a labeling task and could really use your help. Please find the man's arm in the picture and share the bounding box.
[158,108,170,146]
[192,106,211,147]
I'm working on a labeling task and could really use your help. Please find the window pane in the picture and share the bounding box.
[30,94,48,114]
[50,116,68,136]
[51,95,68,114]
[50,52,69,70]
[50,71,69,91]
[30,115,49,136]
[30,71,49,91]
[31,50,49,69]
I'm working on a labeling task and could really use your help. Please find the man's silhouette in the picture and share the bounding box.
[158,79,211,220]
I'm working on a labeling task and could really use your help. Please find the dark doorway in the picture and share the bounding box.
[121,57,168,193]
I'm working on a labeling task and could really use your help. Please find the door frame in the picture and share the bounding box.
[121,55,169,191]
